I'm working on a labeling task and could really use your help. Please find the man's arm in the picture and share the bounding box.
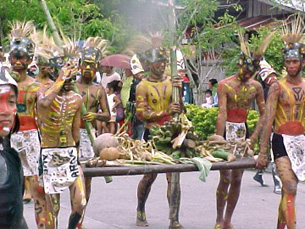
[215,81,227,136]
[82,86,111,122]
[249,83,265,144]
[256,82,280,169]
[260,82,280,154]
[72,98,82,145]
[37,68,70,108]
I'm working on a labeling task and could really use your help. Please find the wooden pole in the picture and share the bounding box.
[39,0,62,47]
[83,158,256,177]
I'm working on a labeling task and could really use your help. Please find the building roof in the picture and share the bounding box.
[237,15,286,30]
[258,0,305,12]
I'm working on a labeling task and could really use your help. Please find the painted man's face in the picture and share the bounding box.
[150,60,167,77]
[81,61,98,80]
[0,85,17,136]
[9,50,32,73]
[285,57,302,77]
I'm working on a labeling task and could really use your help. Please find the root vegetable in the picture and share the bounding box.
[99,147,120,161]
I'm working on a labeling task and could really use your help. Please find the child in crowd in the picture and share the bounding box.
[201,89,214,108]
[101,80,122,134]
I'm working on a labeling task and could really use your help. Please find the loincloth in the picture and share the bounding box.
[40,147,80,194]
[274,134,305,181]
[79,128,95,159]
[10,129,40,176]
[225,121,248,157]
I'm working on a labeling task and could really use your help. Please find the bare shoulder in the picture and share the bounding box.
[250,79,263,88]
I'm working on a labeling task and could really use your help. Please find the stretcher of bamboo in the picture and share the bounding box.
[82,157,256,177]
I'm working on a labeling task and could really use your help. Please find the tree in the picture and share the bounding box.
[0,0,127,53]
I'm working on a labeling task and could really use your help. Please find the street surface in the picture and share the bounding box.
[24,169,305,229]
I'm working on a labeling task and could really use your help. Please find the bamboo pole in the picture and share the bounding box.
[39,0,62,47]
[168,0,181,225]
[82,158,256,177]
[72,84,112,183]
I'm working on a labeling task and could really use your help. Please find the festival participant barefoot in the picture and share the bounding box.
[214,32,271,229]
[76,37,110,219]
[37,60,86,228]
[256,17,305,229]
[8,21,50,228]
[136,45,183,228]
[0,64,28,228]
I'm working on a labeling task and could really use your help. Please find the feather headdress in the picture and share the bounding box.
[281,14,305,59]
[81,37,108,63]
[237,30,274,73]
[9,21,36,57]
[31,27,80,71]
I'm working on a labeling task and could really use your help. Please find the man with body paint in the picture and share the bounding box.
[36,56,86,228]
[136,46,183,229]
[0,63,28,228]
[214,32,271,229]
[35,58,54,88]
[76,37,110,222]
[8,21,50,228]
[256,17,305,229]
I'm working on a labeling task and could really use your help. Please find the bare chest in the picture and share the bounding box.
[279,83,305,108]
[225,83,257,106]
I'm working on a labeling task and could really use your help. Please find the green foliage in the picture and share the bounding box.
[0,0,130,53]
[185,104,218,140]
[185,104,259,140]
[249,27,285,75]
[221,26,285,77]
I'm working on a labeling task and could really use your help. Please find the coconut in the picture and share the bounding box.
[99,147,120,161]
[93,133,119,157]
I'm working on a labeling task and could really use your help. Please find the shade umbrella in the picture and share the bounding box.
[100,54,131,69]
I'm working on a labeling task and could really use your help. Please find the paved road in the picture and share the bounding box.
[24,169,305,229]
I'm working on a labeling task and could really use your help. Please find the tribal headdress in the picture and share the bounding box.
[258,59,276,81]
[124,32,167,70]
[31,27,80,71]
[281,14,305,59]
[130,54,144,75]
[9,21,36,58]
[81,37,108,63]
[30,27,80,80]
[238,30,274,73]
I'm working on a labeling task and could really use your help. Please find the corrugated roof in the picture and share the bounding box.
[258,0,305,12]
